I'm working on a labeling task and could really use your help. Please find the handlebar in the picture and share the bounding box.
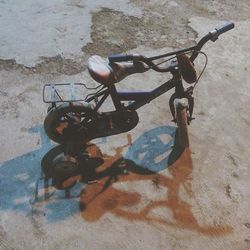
[108,22,234,71]
[190,21,234,61]
[109,54,172,73]
[215,21,235,36]
[109,54,134,62]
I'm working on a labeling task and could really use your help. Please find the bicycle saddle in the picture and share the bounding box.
[87,55,148,85]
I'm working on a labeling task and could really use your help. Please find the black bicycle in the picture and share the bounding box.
[41,22,234,184]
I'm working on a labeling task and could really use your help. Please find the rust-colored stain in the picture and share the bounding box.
[65,134,232,235]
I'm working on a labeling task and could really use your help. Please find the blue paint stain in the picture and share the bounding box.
[45,199,79,222]
[125,126,176,172]
[0,124,80,222]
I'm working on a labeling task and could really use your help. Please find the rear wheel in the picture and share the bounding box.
[44,102,96,144]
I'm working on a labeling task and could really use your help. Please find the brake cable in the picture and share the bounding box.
[192,51,208,89]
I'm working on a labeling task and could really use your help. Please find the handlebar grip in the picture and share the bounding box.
[108,54,134,62]
[215,22,234,36]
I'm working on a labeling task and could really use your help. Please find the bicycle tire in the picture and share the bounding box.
[43,102,96,144]
[175,100,190,148]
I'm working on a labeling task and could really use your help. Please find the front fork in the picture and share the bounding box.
[169,70,194,123]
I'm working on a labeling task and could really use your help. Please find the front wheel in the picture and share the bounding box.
[175,99,190,148]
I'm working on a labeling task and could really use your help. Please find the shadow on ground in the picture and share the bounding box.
[77,131,232,236]
[0,124,232,235]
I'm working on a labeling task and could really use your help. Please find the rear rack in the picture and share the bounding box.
[43,83,88,104]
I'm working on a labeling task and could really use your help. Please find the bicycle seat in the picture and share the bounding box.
[87,55,148,85]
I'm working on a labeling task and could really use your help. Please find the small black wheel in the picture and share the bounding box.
[43,102,96,144]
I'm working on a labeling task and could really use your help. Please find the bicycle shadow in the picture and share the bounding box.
[0,124,232,236]
[72,127,232,236]
[74,126,177,185]
[0,124,175,220]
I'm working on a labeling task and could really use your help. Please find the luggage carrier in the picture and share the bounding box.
[43,82,101,105]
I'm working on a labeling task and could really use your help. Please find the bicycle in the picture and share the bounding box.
[41,22,234,186]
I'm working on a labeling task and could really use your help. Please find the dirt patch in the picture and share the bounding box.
[0,55,85,75]
[82,7,196,57]
[83,0,250,58]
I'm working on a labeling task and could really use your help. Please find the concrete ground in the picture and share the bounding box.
[0,0,250,249]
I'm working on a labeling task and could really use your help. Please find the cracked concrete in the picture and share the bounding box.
[0,0,250,249]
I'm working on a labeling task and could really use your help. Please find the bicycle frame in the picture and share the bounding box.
[86,67,185,113]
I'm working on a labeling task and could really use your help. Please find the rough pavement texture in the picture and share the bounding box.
[0,0,250,249]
